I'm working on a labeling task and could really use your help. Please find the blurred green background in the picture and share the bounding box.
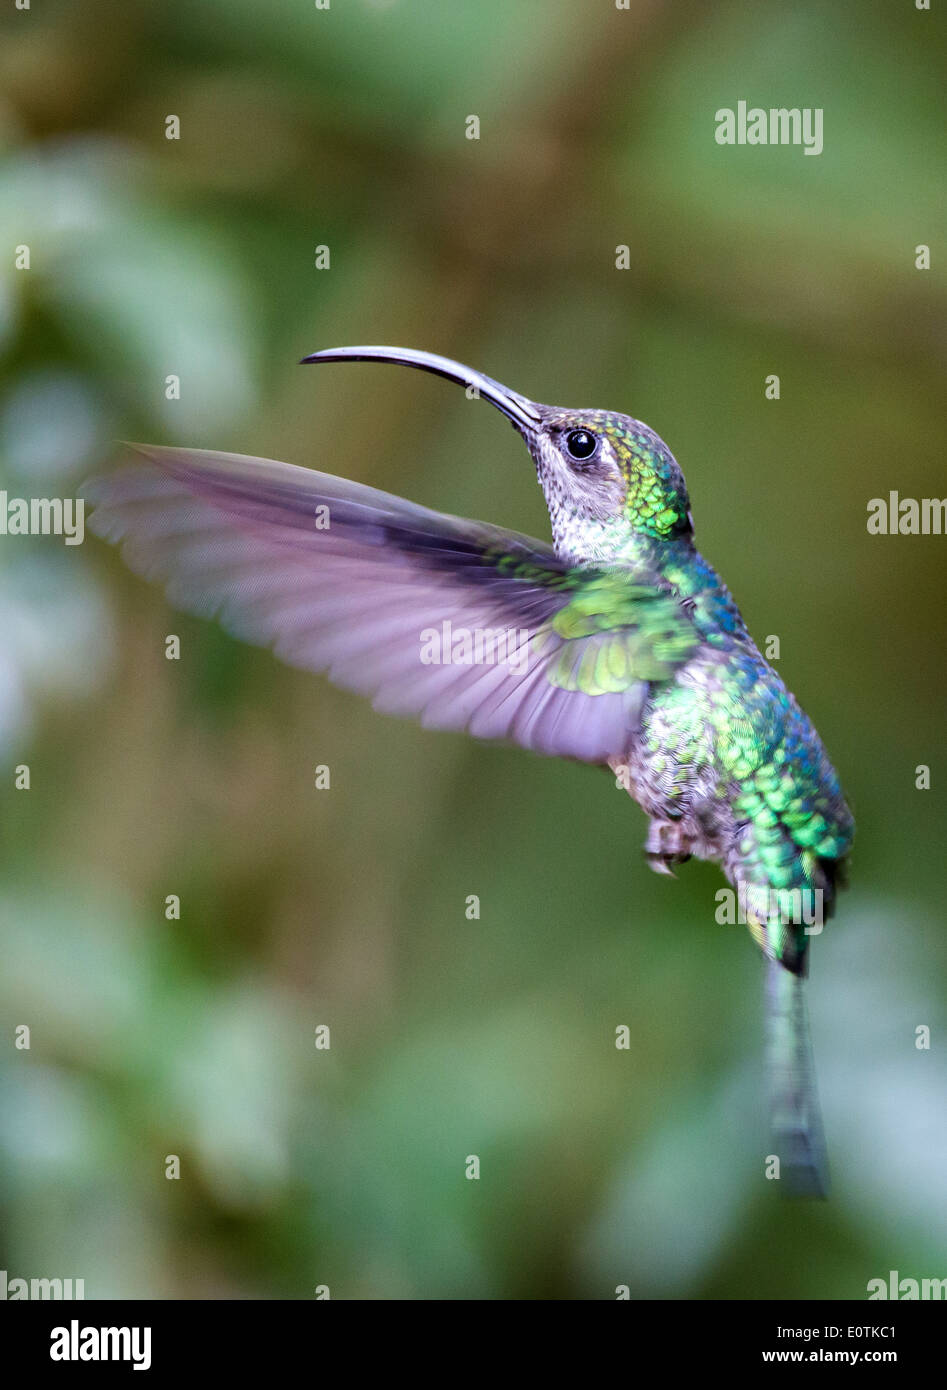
[1,0,945,1299]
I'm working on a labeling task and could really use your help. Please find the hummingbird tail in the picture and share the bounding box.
[765,957,829,1198]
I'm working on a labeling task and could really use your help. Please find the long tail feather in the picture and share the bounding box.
[765,958,829,1197]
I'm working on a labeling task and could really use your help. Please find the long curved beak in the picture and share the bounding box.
[300,345,541,434]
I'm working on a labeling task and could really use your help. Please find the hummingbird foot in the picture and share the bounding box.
[644,818,694,876]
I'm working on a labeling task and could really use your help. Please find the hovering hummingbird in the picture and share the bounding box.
[85,346,854,1196]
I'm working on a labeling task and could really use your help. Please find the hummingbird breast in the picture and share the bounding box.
[619,615,854,948]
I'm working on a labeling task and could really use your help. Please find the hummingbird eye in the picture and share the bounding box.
[564,428,597,462]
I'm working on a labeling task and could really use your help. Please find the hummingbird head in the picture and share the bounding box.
[301,347,693,563]
[523,407,693,562]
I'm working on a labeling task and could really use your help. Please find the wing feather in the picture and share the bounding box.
[84,446,699,763]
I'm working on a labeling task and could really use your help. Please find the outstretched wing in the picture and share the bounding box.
[83,446,699,763]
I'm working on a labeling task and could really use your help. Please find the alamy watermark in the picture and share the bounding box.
[0,492,85,545]
[867,1270,947,1300]
[50,1320,151,1371]
[715,102,823,156]
[715,880,824,932]
[867,493,946,535]
[419,620,531,673]
[1,1268,85,1299]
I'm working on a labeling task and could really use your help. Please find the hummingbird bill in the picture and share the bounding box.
[84,346,854,1197]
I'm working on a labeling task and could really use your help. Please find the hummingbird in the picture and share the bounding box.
[85,346,854,1196]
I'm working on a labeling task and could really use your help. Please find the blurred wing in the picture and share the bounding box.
[84,446,699,763]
